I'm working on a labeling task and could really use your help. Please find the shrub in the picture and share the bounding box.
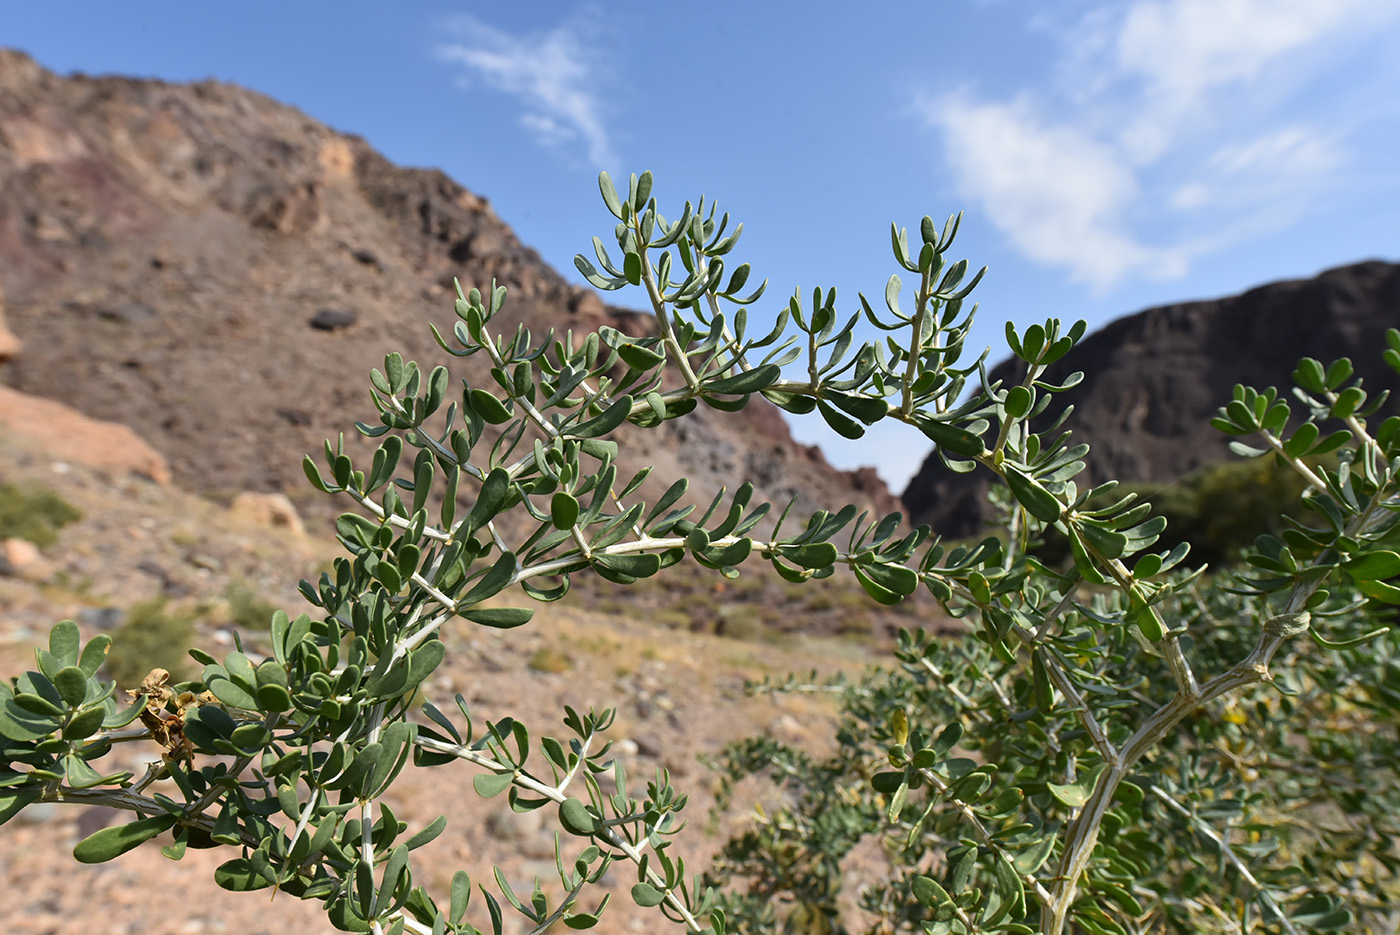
[526,646,573,674]
[0,481,80,548]
[1037,456,1316,568]
[224,579,281,632]
[1,171,1398,935]
[104,597,197,689]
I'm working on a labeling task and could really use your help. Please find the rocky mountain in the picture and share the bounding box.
[0,49,897,528]
[903,259,1400,536]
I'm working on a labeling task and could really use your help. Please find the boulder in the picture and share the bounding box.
[0,537,49,580]
[309,307,357,331]
[0,385,171,485]
[0,281,19,360]
[228,491,305,536]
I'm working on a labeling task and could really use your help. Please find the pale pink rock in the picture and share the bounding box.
[227,491,305,536]
[0,385,170,485]
[0,537,48,580]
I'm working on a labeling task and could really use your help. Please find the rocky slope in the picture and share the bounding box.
[903,260,1400,535]
[0,48,897,529]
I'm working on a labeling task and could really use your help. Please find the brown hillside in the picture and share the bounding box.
[0,49,897,527]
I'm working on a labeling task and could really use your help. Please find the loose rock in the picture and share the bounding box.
[309,307,357,331]
[228,491,305,536]
[0,537,49,581]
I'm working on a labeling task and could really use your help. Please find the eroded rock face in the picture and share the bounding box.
[0,48,895,526]
[0,384,171,485]
[902,260,1400,536]
[0,282,19,360]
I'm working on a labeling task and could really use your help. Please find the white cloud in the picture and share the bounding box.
[435,14,619,168]
[1208,127,1341,177]
[921,0,1399,290]
[927,95,1185,289]
[1117,0,1359,99]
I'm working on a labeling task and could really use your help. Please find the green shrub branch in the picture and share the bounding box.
[2,170,1398,934]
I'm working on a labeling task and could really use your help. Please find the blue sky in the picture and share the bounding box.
[7,1,1399,491]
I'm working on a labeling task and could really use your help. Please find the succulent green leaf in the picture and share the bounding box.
[463,607,534,629]
[1047,763,1107,808]
[592,552,662,584]
[912,875,954,909]
[816,400,865,440]
[1004,385,1034,419]
[573,395,634,439]
[617,342,665,371]
[74,814,177,864]
[0,787,43,827]
[1325,357,1354,390]
[1293,357,1327,394]
[1346,550,1400,580]
[468,388,513,425]
[915,418,986,458]
[1031,649,1054,714]
[48,620,80,668]
[1004,467,1062,523]
[854,566,901,605]
[558,797,597,835]
[1012,837,1056,875]
[256,683,293,713]
[597,172,624,218]
[824,390,887,425]
[551,492,580,530]
[706,363,781,396]
[858,561,919,596]
[458,552,517,607]
[778,542,838,569]
[1357,577,1400,604]
[630,882,666,908]
[206,675,258,711]
[214,857,274,892]
[1078,522,1127,560]
[52,666,89,708]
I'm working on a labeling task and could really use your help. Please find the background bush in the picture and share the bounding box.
[104,597,196,688]
[0,481,80,548]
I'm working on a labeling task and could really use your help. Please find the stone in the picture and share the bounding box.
[77,606,123,631]
[0,386,172,485]
[96,302,156,324]
[228,491,305,536]
[11,802,58,824]
[309,307,357,331]
[486,805,544,842]
[633,734,663,758]
[275,407,313,426]
[519,832,559,860]
[74,806,122,838]
[0,281,19,361]
[0,537,49,580]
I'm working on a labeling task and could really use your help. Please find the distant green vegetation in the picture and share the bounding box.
[1128,456,1312,565]
[105,597,196,689]
[224,579,280,631]
[1036,456,1314,568]
[0,481,81,548]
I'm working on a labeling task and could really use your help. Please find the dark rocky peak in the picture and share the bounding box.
[903,260,1400,537]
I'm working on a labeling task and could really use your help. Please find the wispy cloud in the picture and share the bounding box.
[435,13,619,168]
[929,95,1186,287]
[920,0,1399,291]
